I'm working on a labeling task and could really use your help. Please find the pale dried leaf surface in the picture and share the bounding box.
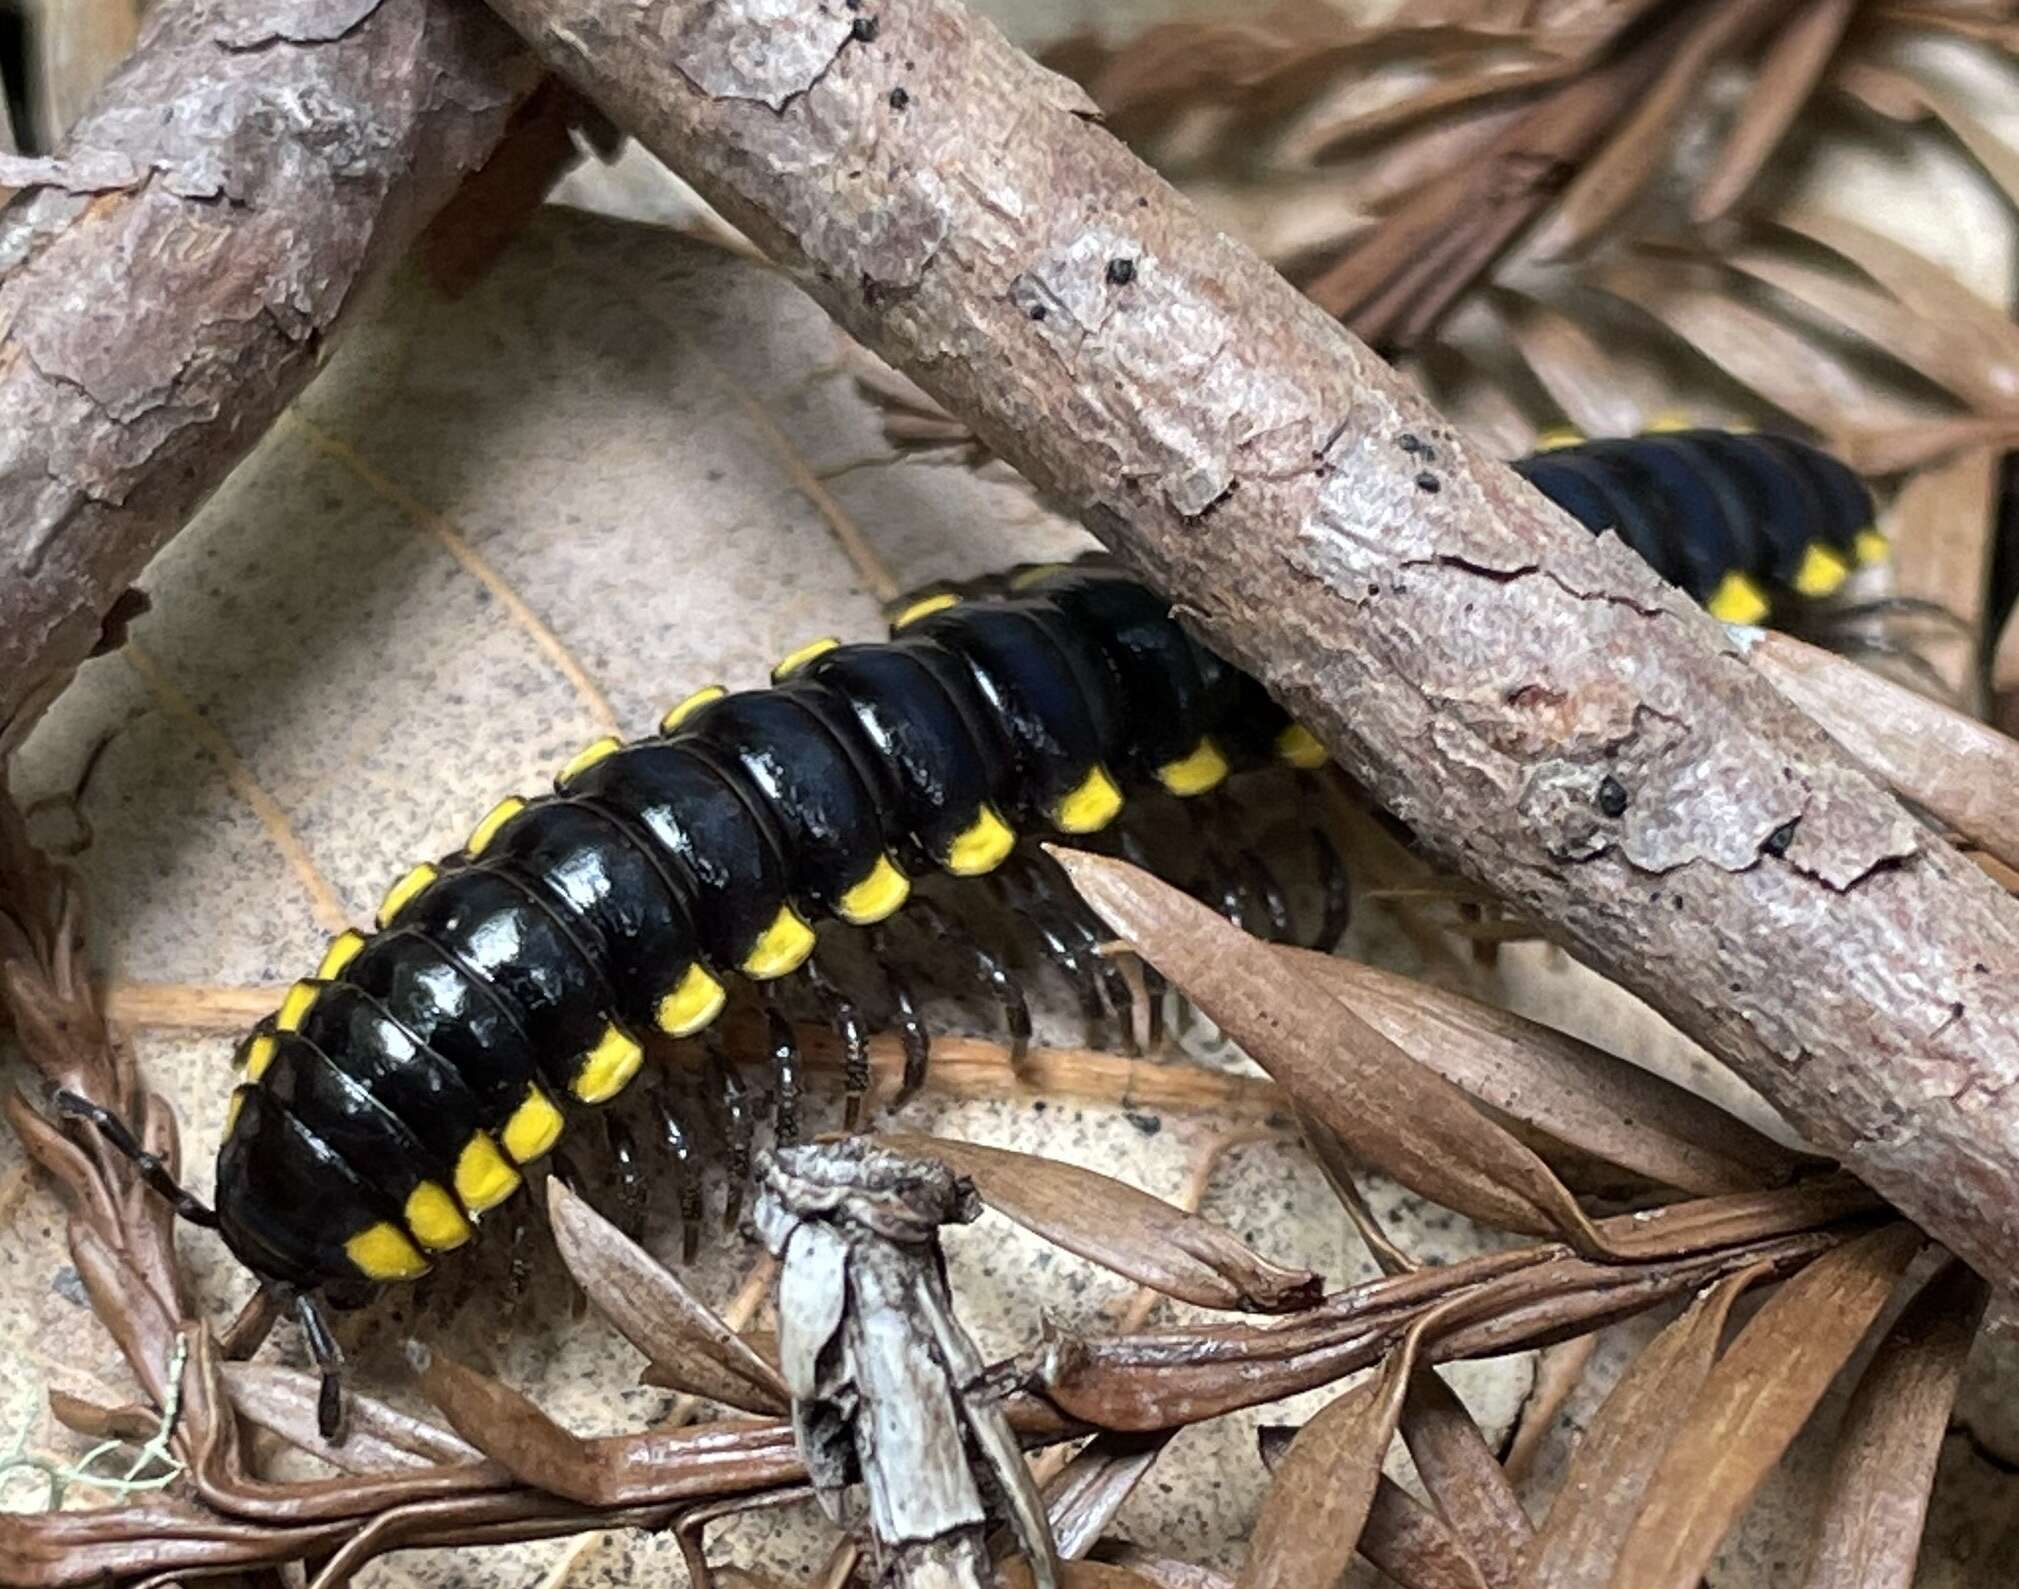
[1799,1260,1987,1589]
[1055,848,1611,1250]
[1608,1222,1925,1589]
[880,1134,1323,1313]
[2,204,1533,1582]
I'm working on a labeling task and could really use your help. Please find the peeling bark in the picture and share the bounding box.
[485,0,2019,1291]
[0,0,538,752]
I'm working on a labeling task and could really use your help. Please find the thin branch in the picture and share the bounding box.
[478,0,2019,1293]
[0,0,536,753]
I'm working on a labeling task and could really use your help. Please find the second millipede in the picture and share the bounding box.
[59,424,1885,1429]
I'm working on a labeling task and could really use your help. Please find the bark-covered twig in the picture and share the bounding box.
[0,0,538,754]
[478,0,2019,1294]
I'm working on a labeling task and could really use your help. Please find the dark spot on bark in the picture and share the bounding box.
[1398,431,1423,453]
[851,15,879,42]
[888,86,909,110]
[1976,962,1990,974]
[1124,1110,1162,1137]
[1367,583,1380,597]
[1415,471,1440,493]
[1137,196,1150,207]
[1029,304,1047,321]
[1596,776,1629,818]
[1106,257,1137,286]
[1762,819,1799,857]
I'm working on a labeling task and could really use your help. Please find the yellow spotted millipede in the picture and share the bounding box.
[59,425,1882,1432]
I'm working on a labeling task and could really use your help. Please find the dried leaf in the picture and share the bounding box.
[1036,1184,1865,1433]
[1398,1369,1532,1585]
[1748,630,2019,870]
[1037,1433,1173,1560]
[1722,245,2016,412]
[1299,1109,1421,1275]
[1053,848,1610,1252]
[1295,60,1570,165]
[1882,444,2001,699]
[1770,205,2019,385]
[1799,1260,1988,1589]
[1596,259,1917,438]
[1608,1222,1925,1589]
[1485,289,1643,439]
[1259,1426,1490,1589]
[1056,5,1536,142]
[1520,1263,1762,1587]
[1827,58,1930,121]
[222,1362,482,1474]
[1236,1333,1422,1589]
[1002,1561,1178,1589]
[1841,411,2019,475]
[45,1391,158,1444]
[882,1133,1321,1314]
[1278,946,1805,1195]
[1304,0,1727,345]
[1691,0,1857,222]
[1361,1478,1491,1589]
[1526,0,1782,259]
[1086,1546,1234,1589]
[1902,72,2019,210]
[418,1346,803,1508]
[1501,1333,1598,1485]
[547,1178,790,1416]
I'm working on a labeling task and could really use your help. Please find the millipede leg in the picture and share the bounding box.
[1013,857,1139,1058]
[54,1090,219,1228]
[765,1002,803,1149]
[907,898,1032,1066]
[652,1083,706,1264]
[1172,801,1251,933]
[547,1150,586,1194]
[872,927,932,1105]
[1115,828,1168,1052]
[808,956,873,1127]
[1309,825,1352,952]
[1203,795,1292,945]
[990,871,1110,1053]
[704,1037,754,1232]
[505,1202,535,1309]
[295,1291,348,1444]
[1236,848,1294,944]
[604,1114,648,1241]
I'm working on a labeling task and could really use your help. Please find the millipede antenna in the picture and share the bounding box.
[54,1090,220,1229]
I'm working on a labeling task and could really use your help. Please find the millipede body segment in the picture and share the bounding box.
[208,427,1885,1297]
[214,564,1323,1290]
[1516,426,1884,624]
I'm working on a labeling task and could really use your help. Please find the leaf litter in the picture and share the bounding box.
[12,4,2019,1585]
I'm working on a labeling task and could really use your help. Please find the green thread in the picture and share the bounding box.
[0,1334,188,1512]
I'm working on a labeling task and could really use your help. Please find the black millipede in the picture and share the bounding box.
[60,424,1885,1433]
[1514,423,1885,623]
